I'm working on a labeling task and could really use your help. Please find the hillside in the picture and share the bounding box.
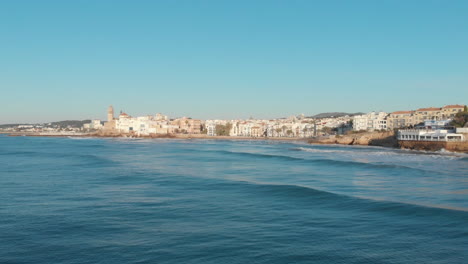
[0,120,91,129]
[309,112,364,119]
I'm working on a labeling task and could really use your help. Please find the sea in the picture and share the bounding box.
[1,135,467,264]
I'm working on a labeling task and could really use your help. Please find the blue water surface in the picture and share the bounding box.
[1,135,467,264]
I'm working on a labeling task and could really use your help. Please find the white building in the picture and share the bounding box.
[353,112,388,131]
[205,120,230,136]
[205,120,217,136]
[83,119,103,130]
[398,129,464,142]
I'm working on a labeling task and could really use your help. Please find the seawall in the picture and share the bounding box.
[399,140,468,152]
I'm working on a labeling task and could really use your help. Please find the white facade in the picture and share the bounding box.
[83,119,103,130]
[353,112,388,131]
[113,113,176,136]
[205,120,229,136]
[398,129,464,142]
[205,120,217,136]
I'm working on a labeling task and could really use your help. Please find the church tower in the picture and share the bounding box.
[107,105,114,121]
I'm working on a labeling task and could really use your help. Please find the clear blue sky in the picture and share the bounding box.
[1,0,467,123]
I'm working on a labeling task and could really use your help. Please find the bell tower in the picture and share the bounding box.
[107,105,114,121]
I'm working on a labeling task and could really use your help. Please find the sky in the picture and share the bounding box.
[1,0,468,124]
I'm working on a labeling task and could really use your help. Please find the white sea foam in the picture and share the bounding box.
[294,146,467,161]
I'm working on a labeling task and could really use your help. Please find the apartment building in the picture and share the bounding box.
[388,105,465,129]
[353,112,388,131]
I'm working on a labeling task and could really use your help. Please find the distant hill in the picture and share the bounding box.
[0,120,91,129]
[0,123,25,128]
[309,112,364,119]
[50,120,91,128]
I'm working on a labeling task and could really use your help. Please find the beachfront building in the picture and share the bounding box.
[205,119,231,136]
[231,121,252,137]
[204,120,217,136]
[353,112,388,131]
[398,129,464,142]
[204,117,318,138]
[230,121,267,137]
[171,117,202,134]
[251,126,263,137]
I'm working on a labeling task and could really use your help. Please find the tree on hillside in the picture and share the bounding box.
[450,110,468,128]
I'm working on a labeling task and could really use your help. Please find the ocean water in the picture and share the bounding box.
[1,135,467,264]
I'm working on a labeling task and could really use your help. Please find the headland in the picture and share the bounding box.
[308,130,468,153]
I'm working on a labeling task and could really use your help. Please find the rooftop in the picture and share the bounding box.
[416,107,441,112]
[391,111,413,115]
[443,104,465,109]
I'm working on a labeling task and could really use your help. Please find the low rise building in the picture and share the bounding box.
[398,129,464,142]
[388,104,466,129]
[442,105,465,119]
[387,111,415,129]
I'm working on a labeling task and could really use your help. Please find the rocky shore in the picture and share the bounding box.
[308,131,398,148]
[308,131,468,153]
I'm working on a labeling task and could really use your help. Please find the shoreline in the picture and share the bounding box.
[4,132,467,153]
[3,132,308,142]
[307,131,468,153]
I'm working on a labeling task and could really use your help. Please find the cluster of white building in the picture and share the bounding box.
[81,105,466,141]
[92,106,202,136]
[205,114,352,138]
[84,106,355,138]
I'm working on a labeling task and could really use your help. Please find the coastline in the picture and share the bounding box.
[5,131,467,153]
[308,131,468,153]
[4,132,307,142]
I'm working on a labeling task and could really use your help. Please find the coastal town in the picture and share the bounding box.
[1,104,466,137]
[2,104,467,151]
